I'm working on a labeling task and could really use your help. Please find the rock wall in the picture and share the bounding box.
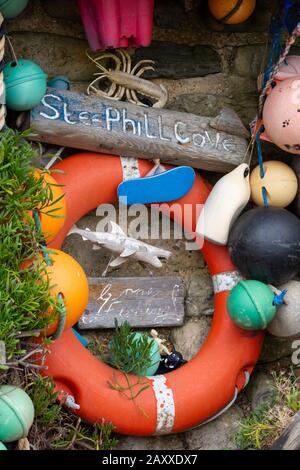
[7,0,285,128]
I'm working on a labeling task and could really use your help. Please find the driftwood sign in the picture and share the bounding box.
[29,88,249,173]
[78,276,184,329]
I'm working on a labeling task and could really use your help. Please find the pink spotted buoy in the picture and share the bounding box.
[263,77,300,154]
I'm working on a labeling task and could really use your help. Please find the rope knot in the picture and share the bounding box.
[273,288,288,306]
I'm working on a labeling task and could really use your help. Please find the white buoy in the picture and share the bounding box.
[267,280,300,338]
[196,163,250,245]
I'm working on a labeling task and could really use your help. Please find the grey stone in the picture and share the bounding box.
[9,0,85,40]
[170,317,211,360]
[154,0,185,29]
[170,93,224,117]
[134,42,222,79]
[116,434,185,450]
[185,270,214,317]
[167,74,257,126]
[42,0,80,20]
[246,372,277,411]
[185,405,242,450]
[169,91,257,126]
[234,45,266,79]
[259,334,297,363]
[11,32,93,82]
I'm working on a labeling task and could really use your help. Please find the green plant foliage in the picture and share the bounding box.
[235,371,300,450]
[51,419,118,451]
[26,374,118,450]
[0,129,60,362]
[0,130,119,450]
[108,320,158,375]
[27,375,62,426]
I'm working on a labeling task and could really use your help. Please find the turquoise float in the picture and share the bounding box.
[0,0,28,19]
[110,332,161,376]
[0,385,34,442]
[47,75,70,91]
[227,280,277,330]
[130,333,160,376]
[4,59,47,111]
[0,441,7,450]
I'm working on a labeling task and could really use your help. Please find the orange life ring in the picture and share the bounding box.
[43,152,264,435]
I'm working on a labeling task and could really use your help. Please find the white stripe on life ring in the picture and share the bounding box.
[120,156,141,180]
[212,271,243,294]
[149,375,175,435]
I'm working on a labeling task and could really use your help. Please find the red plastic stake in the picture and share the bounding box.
[78,0,154,51]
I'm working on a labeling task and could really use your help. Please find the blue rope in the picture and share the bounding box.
[284,0,300,33]
[273,288,288,306]
[255,126,268,208]
[262,0,300,89]
[33,209,52,266]
[262,3,285,89]
[52,293,67,340]
[33,209,66,339]
[261,187,268,208]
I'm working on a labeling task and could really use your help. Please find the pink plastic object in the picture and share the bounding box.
[78,0,154,51]
[275,55,300,81]
[263,76,300,154]
[258,55,300,143]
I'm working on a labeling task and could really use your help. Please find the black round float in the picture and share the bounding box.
[228,207,300,285]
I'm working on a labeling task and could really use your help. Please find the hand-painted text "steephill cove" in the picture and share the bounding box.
[39,93,238,153]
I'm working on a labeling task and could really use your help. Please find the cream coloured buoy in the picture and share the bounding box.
[196,163,250,245]
[250,161,298,208]
[291,158,300,218]
[267,280,300,338]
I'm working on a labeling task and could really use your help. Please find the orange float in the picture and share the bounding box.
[33,170,66,243]
[44,249,89,336]
[41,153,264,435]
[21,250,89,336]
[208,0,256,24]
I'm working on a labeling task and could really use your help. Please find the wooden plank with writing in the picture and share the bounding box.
[29,88,249,173]
[78,276,185,329]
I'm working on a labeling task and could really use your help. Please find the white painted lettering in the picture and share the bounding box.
[136,121,142,136]
[63,103,77,125]
[91,113,101,124]
[223,138,237,152]
[122,109,136,134]
[204,130,214,147]
[79,111,91,126]
[40,94,61,120]
[192,133,206,147]
[174,121,190,144]
[106,107,120,130]
[158,116,171,141]
[144,113,158,139]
